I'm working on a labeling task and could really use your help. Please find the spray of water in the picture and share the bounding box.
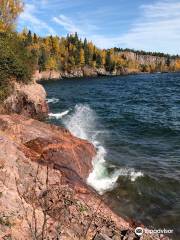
[46,98,59,104]
[49,110,70,119]
[63,104,143,194]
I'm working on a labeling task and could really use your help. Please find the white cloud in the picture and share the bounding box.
[141,1,180,18]
[19,3,57,35]
[53,15,82,34]
[33,0,85,11]
[88,0,180,54]
[52,14,99,36]
[19,0,180,54]
[51,0,180,54]
[118,0,180,54]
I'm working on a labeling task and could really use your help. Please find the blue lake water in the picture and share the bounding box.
[41,73,180,239]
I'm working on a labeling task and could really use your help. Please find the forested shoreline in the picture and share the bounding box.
[1,0,180,101]
[18,30,180,74]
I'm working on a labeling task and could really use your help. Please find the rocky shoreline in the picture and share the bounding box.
[0,82,169,240]
[33,51,179,81]
[33,66,141,81]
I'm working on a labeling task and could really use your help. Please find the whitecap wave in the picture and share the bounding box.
[63,104,143,194]
[49,110,69,119]
[46,98,59,104]
[113,168,143,182]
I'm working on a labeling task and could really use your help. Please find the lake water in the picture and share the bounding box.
[41,73,180,239]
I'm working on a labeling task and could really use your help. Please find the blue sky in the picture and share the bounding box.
[18,0,180,54]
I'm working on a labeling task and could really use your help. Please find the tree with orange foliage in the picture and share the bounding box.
[175,59,180,71]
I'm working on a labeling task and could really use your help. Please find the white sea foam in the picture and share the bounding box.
[63,104,143,194]
[113,168,144,182]
[46,98,59,104]
[49,110,69,119]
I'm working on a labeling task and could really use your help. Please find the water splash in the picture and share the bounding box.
[49,110,70,119]
[46,98,59,104]
[63,104,143,194]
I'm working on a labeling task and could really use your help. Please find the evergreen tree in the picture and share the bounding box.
[105,51,114,71]
[33,33,38,43]
[84,38,89,65]
[96,52,102,68]
[26,30,32,46]
[38,47,48,71]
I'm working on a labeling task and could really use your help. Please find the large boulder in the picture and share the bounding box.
[0,114,95,180]
[1,82,48,120]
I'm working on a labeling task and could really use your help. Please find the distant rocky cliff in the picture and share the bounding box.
[117,51,176,70]
[33,51,178,81]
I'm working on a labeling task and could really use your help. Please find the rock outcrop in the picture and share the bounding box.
[1,82,48,120]
[33,67,117,81]
[33,70,62,81]
[117,51,170,66]
[0,114,126,240]
[0,114,168,240]
[0,76,170,239]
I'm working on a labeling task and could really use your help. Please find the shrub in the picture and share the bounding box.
[0,31,35,102]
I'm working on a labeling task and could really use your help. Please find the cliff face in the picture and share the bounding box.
[118,51,167,65]
[117,51,176,71]
[1,82,48,120]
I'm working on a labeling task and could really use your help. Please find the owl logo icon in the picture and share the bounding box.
[135,227,143,236]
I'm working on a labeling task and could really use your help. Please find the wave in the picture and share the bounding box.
[46,98,59,104]
[113,168,143,182]
[63,104,143,194]
[49,110,70,119]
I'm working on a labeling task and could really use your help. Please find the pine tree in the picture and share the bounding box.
[26,30,32,46]
[84,38,89,65]
[105,50,115,71]
[96,52,102,68]
[38,47,48,71]
[33,33,38,43]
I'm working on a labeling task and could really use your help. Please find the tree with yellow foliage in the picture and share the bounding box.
[175,59,180,71]
[101,50,106,66]
[0,0,23,32]
[45,57,57,71]
[79,48,85,66]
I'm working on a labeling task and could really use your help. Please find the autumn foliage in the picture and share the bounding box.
[0,0,23,31]
[0,0,180,102]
